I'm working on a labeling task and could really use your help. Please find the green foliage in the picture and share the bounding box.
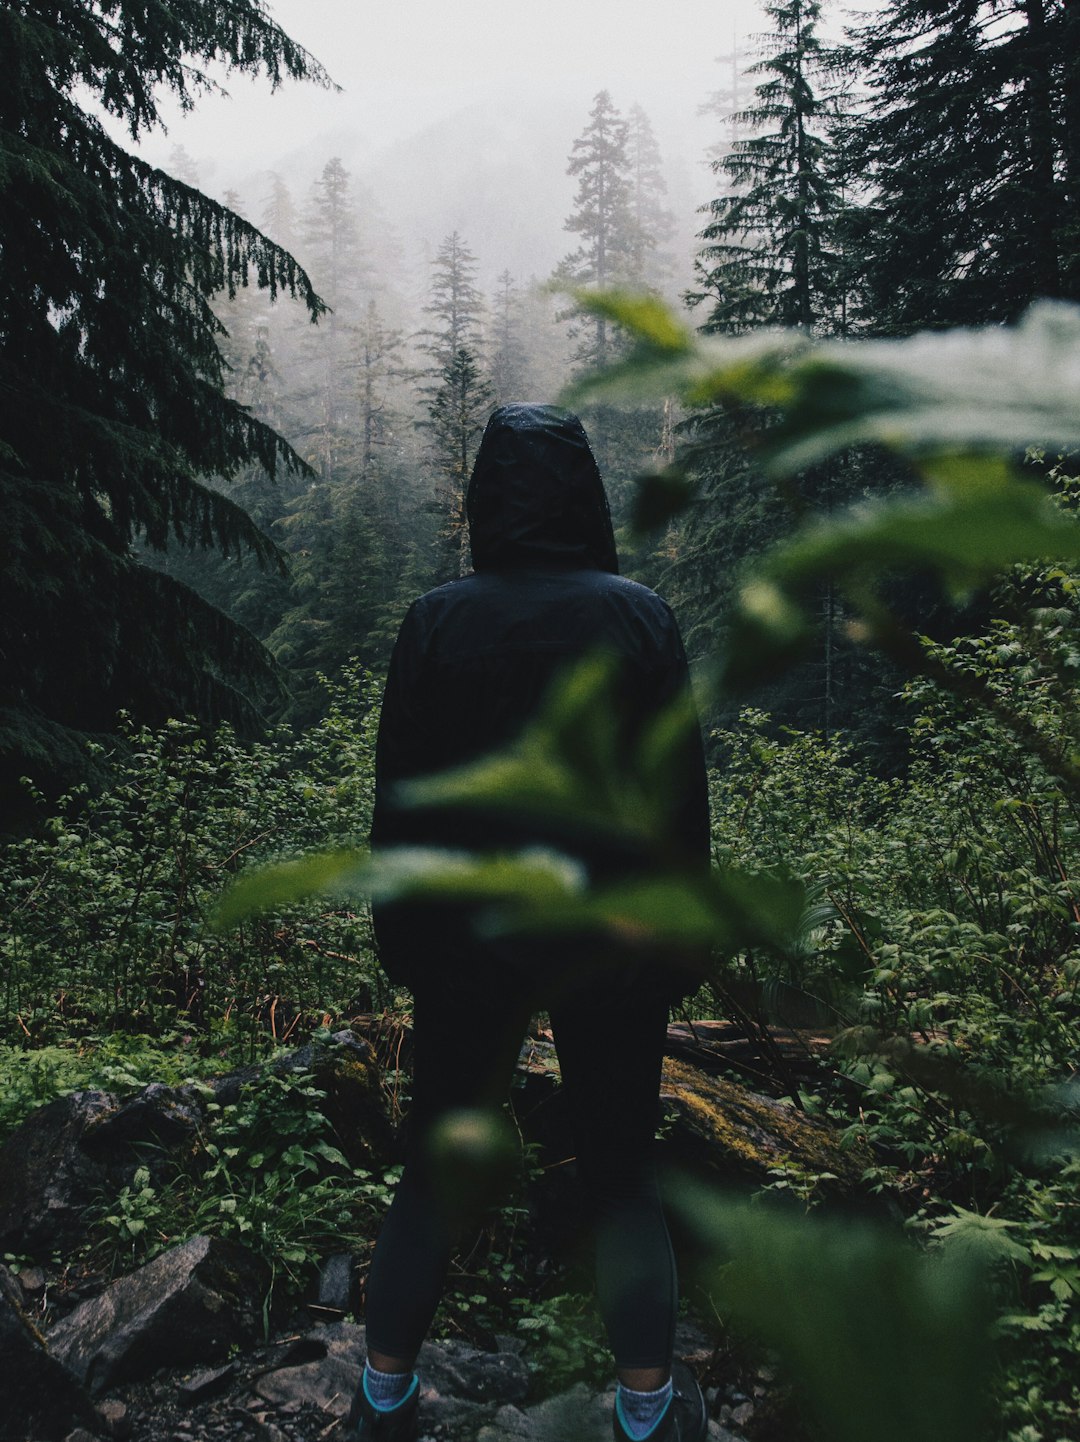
[0,0,331,796]
[689,0,843,333]
[514,1293,611,1394]
[0,665,382,1048]
[555,91,638,372]
[842,0,1078,329]
[674,1181,991,1442]
[206,292,1080,1439]
[703,619,1080,1435]
[86,1049,399,1288]
[0,1031,234,1141]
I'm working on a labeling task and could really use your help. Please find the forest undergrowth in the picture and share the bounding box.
[1,611,1078,1437]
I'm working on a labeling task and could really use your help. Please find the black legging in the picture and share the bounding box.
[364,963,677,1371]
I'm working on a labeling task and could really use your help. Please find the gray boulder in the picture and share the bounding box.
[48,1234,268,1395]
[0,1090,117,1254]
[252,1322,529,1433]
[0,1084,203,1255]
[0,1266,98,1441]
[476,1383,738,1442]
[252,1320,365,1417]
[312,1251,358,1316]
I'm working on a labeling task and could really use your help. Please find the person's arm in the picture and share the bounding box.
[371,600,430,849]
[652,611,711,867]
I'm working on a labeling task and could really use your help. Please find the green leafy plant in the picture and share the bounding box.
[80,1052,400,1290]
[0,665,384,1052]
[514,1292,612,1395]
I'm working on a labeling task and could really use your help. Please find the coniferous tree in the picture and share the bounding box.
[552,92,679,525]
[0,0,328,804]
[845,0,1080,330]
[298,157,368,483]
[302,157,366,313]
[261,171,299,253]
[555,90,637,371]
[429,349,494,576]
[671,3,896,738]
[626,105,676,293]
[416,233,493,576]
[168,144,201,188]
[355,299,406,474]
[419,231,486,372]
[690,0,840,334]
[489,271,529,404]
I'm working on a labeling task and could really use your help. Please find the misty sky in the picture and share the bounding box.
[122,0,825,298]
[143,0,765,174]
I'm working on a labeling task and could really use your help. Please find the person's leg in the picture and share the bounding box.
[363,972,531,1371]
[549,978,685,1439]
[548,981,677,1382]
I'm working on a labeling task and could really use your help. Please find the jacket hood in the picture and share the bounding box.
[466,404,619,574]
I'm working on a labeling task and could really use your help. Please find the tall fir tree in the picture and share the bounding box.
[489,270,529,404]
[428,348,494,577]
[419,231,486,371]
[669,2,906,740]
[845,0,1080,330]
[553,91,678,525]
[416,233,493,577]
[355,298,406,475]
[689,0,841,334]
[0,0,328,806]
[626,105,676,292]
[261,171,298,253]
[298,157,367,483]
[555,90,637,372]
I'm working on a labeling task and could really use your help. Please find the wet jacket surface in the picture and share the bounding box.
[371,404,709,991]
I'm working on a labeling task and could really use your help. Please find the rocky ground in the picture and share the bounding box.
[55,1315,752,1442]
[0,1022,845,1442]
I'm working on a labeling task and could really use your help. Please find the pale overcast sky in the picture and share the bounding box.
[141,0,766,171]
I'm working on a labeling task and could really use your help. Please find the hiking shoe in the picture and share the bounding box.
[613,1361,708,1442]
[343,1375,420,1442]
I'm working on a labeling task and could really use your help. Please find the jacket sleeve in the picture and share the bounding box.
[371,600,429,850]
[653,610,711,868]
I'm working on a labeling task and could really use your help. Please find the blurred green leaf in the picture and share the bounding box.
[213,845,588,931]
[427,1108,521,1218]
[565,295,1080,477]
[484,865,806,955]
[671,1179,991,1442]
[368,845,587,908]
[720,578,815,692]
[719,476,1080,691]
[759,302,1080,474]
[212,848,363,930]
[566,324,803,410]
[772,476,1080,590]
[568,289,693,352]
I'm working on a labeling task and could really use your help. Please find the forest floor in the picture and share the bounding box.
[66,1308,768,1442]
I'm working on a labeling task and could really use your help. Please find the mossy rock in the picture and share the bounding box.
[659,1057,871,1198]
[276,1030,395,1168]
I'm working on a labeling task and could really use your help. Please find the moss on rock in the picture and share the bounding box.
[660,1057,871,1198]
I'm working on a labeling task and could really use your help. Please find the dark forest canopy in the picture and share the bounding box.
[4,0,1080,811]
[0,0,330,804]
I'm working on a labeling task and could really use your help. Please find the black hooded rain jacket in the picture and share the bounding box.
[371,404,709,993]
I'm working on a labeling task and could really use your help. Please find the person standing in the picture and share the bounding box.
[346,405,710,1442]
